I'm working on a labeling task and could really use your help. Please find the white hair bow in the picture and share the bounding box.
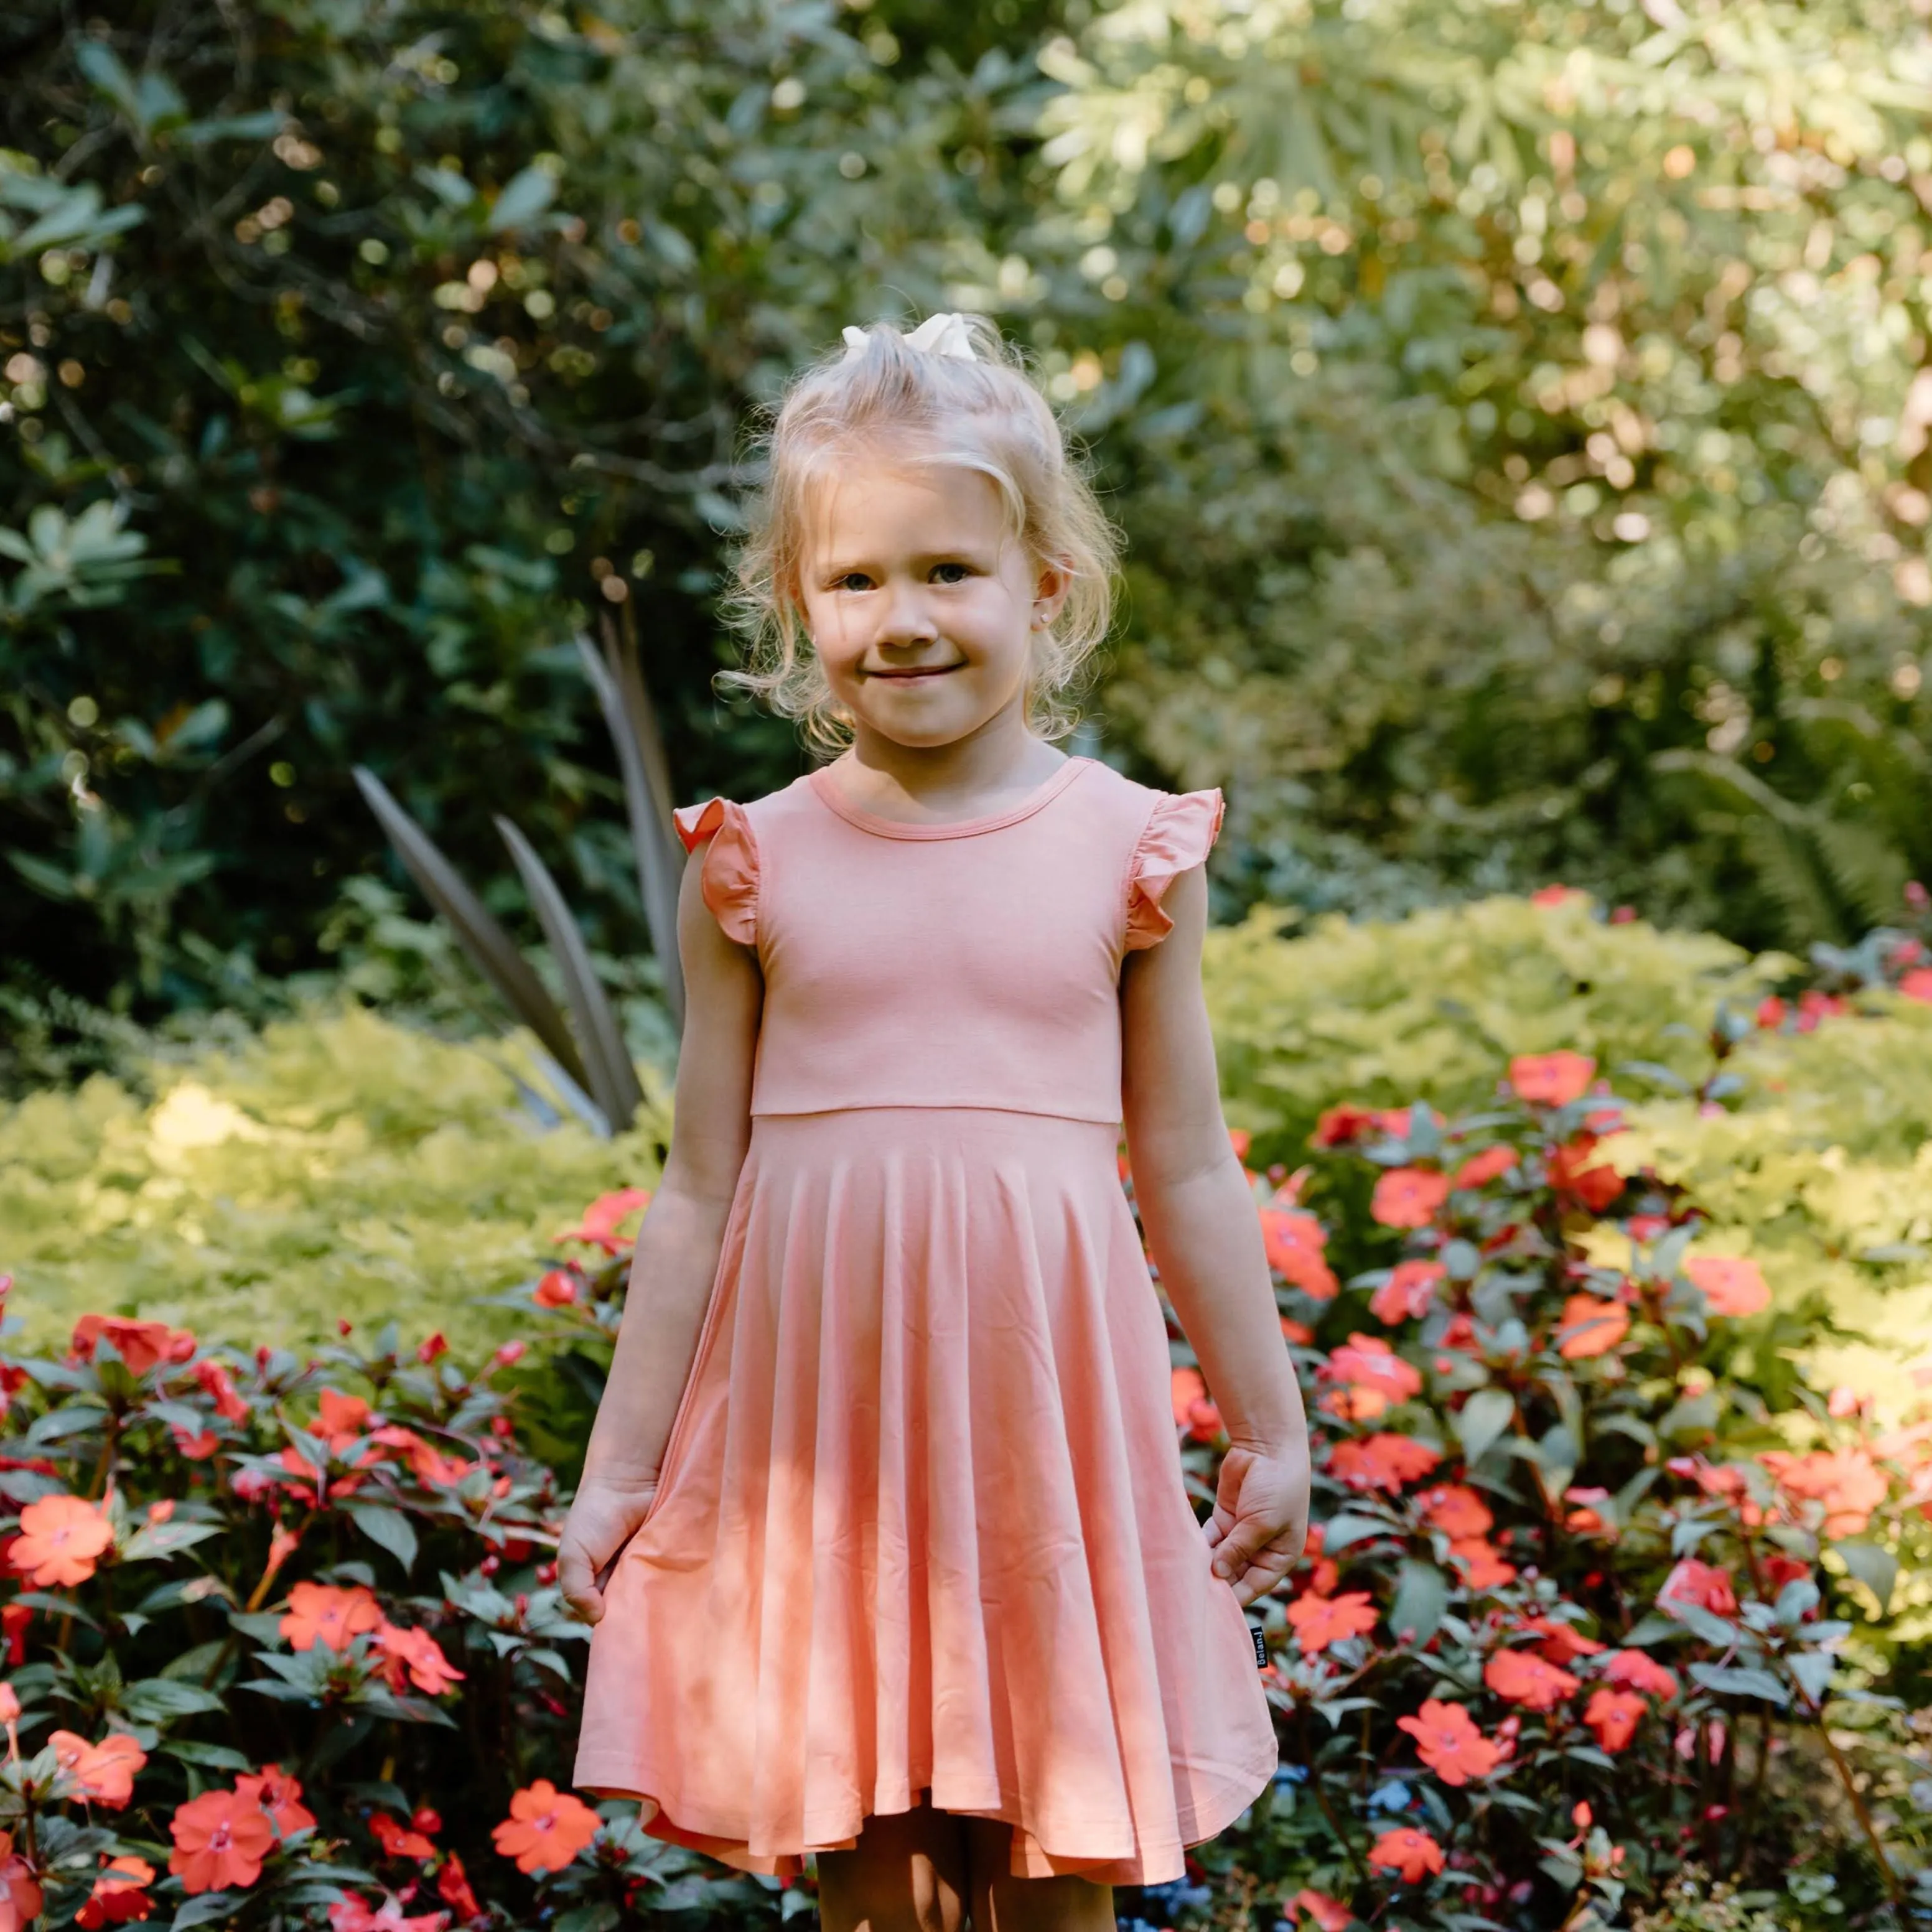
[841,312,979,362]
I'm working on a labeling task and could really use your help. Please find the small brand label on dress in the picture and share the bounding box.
[1251,1624,1268,1669]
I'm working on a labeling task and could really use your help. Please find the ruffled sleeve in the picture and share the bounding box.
[672,798,759,948]
[1124,788,1225,951]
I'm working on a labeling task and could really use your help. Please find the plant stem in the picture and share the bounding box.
[1814,1710,1905,1913]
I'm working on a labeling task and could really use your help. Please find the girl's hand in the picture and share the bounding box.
[1202,1442,1309,1608]
[558,1475,659,1625]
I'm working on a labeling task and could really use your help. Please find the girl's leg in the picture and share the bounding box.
[959,1816,1116,1932]
[816,1796,971,1932]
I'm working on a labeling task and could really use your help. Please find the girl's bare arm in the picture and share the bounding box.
[1121,863,1310,1607]
[559,838,762,1621]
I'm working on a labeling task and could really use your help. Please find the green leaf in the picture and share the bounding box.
[487,165,559,233]
[1455,1387,1514,1466]
[1388,1559,1450,1644]
[1832,1539,1897,1613]
[120,1519,223,1563]
[1319,1511,1392,1554]
[124,1678,226,1722]
[553,1906,619,1932]
[163,1740,255,1772]
[1688,1663,1789,1706]
[172,1893,238,1931]
[345,1502,418,1576]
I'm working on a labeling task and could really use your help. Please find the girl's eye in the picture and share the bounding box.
[836,572,874,592]
[931,562,971,584]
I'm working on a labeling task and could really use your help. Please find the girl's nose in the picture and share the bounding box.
[876,582,938,646]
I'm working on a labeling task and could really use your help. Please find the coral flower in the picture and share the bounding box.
[194,1360,250,1422]
[491,1780,602,1874]
[1522,1619,1603,1668]
[1322,1335,1424,1421]
[1546,1139,1624,1211]
[1686,1256,1770,1317]
[1509,1053,1596,1107]
[1556,1294,1630,1361]
[316,1390,373,1450]
[1659,1558,1738,1619]
[1312,1104,1383,1148]
[374,1622,466,1696]
[327,1897,447,1932]
[1602,1650,1679,1699]
[1259,1209,1340,1300]
[75,1855,154,1929]
[1901,966,1932,1003]
[1448,1538,1517,1589]
[1397,1698,1506,1786]
[169,1788,278,1893]
[1483,1649,1580,1710]
[1371,1169,1450,1230]
[1368,1826,1444,1884]
[533,1270,581,1309]
[370,1811,437,1860]
[236,1765,316,1837]
[1420,1484,1493,1540]
[1761,1449,1887,1538]
[1584,1687,1648,1752]
[279,1581,382,1653]
[1169,1366,1221,1443]
[11,1493,113,1589]
[49,1730,146,1808]
[1288,1889,1350,1932]
[1288,1590,1378,1654]
[437,1852,483,1921]
[71,1317,189,1377]
[1370,1260,1445,1325]
[0,1831,41,1930]
[1450,1144,1519,1190]
[1328,1434,1441,1492]
[556,1188,651,1253]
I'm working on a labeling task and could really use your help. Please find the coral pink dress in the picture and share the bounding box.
[572,755,1277,1885]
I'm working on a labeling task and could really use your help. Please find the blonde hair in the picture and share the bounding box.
[723,314,1120,749]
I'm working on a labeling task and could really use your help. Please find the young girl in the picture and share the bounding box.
[558,312,1310,1932]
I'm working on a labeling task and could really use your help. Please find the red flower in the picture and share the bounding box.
[1280,1317,1314,1345]
[1320,1335,1423,1421]
[70,1317,190,1377]
[1660,1559,1738,1620]
[328,1897,449,1932]
[534,1270,581,1309]
[491,1781,602,1874]
[49,1730,146,1808]
[11,1494,113,1588]
[1397,1698,1507,1785]
[279,1582,382,1653]
[1483,1649,1580,1710]
[174,1427,221,1460]
[1371,1169,1450,1230]
[75,1855,154,1928]
[194,1360,250,1422]
[169,1788,278,1893]
[1288,1889,1351,1932]
[370,1812,437,1860]
[1584,1687,1648,1752]
[1328,1434,1441,1491]
[235,1765,315,1837]
[1448,1538,1516,1589]
[436,1854,483,1923]
[1287,1590,1378,1654]
[1522,1618,1603,1668]
[1312,1105,1383,1148]
[1547,1140,1623,1211]
[1530,884,1587,907]
[1450,1144,1519,1190]
[1259,1210,1340,1300]
[1760,1449,1887,1538]
[1901,967,1932,1003]
[1370,1261,1445,1325]
[316,1390,373,1450]
[1759,1554,1813,1595]
[0,1832,41,1929]
[373,1622,465,1696]
[1419,1485,1493,1540]
[1368,1826,1445,1884]
[1509,1053,1596,1107]
[556,1188,651,1253]
[1169,1366,1221,1443]
[1602,1650,1679,1699]
[1556,1294,1630,1361]
[0,1605,27,1667]
[1686,1256,1770,1318]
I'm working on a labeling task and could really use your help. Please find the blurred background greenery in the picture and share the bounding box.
[5,0,1932,1067]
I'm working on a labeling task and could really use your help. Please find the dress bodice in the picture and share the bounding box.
[673,758,1222,1124]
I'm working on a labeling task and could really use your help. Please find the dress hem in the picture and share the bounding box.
[572,1745,1279,1887]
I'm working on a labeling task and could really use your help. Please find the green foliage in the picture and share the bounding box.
[0,1007,665,1354]
[1205,890,1781,1164]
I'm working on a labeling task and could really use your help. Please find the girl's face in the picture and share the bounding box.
[797,447,1066,752]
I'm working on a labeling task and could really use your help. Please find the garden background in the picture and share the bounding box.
[5,2,1932,1930]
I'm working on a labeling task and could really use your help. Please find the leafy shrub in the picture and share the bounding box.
[0,1282,774,1932]
[0,1008,663,1353]
[1151,1052,1932,1928]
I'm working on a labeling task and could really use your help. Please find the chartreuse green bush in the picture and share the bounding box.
[0,1007,664,1354]
[1205,893,1782,1165]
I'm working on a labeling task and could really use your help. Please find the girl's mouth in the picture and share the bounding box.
[867,664,963,682]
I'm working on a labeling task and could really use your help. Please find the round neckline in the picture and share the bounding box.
[809,757,1093,840]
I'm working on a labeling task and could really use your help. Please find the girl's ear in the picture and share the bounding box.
[1031,558,1073,630]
